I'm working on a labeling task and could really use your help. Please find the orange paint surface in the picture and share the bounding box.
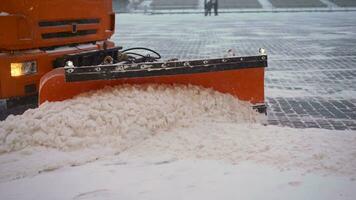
[39,67,265,105]
[0,0,114,51]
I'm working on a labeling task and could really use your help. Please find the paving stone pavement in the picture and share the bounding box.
[115,12,356,130]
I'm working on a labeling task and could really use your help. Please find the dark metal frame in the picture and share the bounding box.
[65,55,268,82]
[53,46,123,68]
[252,104,267,114]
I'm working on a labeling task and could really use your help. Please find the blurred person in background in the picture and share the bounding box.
[213,0,218,16]
[205,0,218,16]
[204,0,212,16]
[204,0,207,16]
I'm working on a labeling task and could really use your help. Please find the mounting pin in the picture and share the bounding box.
[65,60,74,68]
[259,48,267,55]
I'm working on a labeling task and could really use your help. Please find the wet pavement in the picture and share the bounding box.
[115,12,356,130]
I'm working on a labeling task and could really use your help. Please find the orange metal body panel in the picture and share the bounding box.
[38,67,265,105]
[0,0,115,100]
[0,42,114,99]
[0,0,114,51]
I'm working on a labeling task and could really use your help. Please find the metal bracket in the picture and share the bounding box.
[252,104,267,115]
[53,46,123,68]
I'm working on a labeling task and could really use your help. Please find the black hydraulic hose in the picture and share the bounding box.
[121,47,161,60]
[124,52,146,58]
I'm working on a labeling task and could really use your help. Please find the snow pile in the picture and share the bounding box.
[0,84,355,182]
[0,84,260,153]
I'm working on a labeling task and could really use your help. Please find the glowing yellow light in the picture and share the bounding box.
[11,63,24,77]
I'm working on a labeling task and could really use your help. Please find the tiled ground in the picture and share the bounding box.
[330,0,356,7]
[114,12,356,130]
[268,0,327,8]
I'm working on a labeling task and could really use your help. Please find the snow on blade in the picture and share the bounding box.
[0,84,261,180]
[0,84,260,153]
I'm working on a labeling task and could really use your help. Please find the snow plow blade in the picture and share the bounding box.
[39,55,268,113]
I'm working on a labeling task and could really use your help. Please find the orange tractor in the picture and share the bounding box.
[0,0,267,114]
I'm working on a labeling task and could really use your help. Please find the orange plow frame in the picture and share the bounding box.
[39,66,265,106]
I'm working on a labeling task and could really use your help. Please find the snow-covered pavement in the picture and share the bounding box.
[1,159,355,200]
[0,123,355,200]
[0,85,355,199]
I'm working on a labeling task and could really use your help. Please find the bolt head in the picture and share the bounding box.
[259,48,267,55]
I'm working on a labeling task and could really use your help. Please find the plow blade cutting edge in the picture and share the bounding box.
[38,55,268,113]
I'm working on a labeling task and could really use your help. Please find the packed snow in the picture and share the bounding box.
[1,159,355,200]
[0,85,355,199]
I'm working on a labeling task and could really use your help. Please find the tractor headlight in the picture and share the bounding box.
[11,61,37,77]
